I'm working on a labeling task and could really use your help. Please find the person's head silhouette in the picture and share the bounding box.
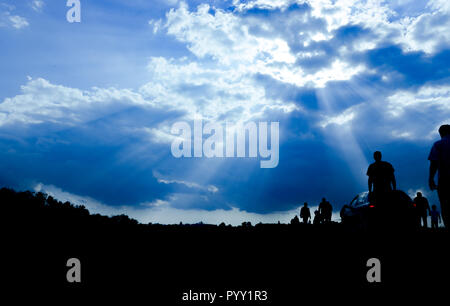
[373,151,382,162]
[417,192,422,198]
[303,202,308,207]
[438,124,450,138]
[432,204,437,211]
[322,197,326,202]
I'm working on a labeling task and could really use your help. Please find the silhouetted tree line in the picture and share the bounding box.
[0,187,340,233]
[0,188,140,231]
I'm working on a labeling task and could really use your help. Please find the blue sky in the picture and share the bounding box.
[1,0,449,224]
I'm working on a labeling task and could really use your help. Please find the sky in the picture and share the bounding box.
[1,0,449,225]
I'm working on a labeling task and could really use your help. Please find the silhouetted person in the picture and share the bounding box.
[313,210,320,224]
[300,202,311,224]
[326,200,333,222]
[318,198,332,223]
[430,205,441,230]
[429,124,450,229]
[414,192,430,228]
[367,151,396,205]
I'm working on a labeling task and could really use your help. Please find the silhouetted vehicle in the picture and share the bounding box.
[340,192,370,227]
[340,190,417,230]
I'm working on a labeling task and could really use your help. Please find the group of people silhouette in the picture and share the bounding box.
[413,192,442,229]
[299,198,333,225]
[297,124,450,230]
[364,124,449,229]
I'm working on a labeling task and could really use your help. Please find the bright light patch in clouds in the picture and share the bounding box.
[320,107,356,128]
[0,77,148,127]
[387,86,450,117]
[233,0,295,11]
[160,2,366,89]
[140,56,297,124]
[155,175,219,194]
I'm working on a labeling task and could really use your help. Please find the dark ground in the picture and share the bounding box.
[2,188,449,304]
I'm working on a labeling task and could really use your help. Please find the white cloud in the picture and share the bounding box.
[137,0,449,142]
[140,199,170,208]
[154,172,219,194]
[31,0,44,12]
[427,0,450,14]
[139,56,297,124]
[0,69,294,145]
[148,18,162,34]
[1,11,29,29]
[165,2,273,64]
[304,0,450,54]
[2,2,447,142]
[232,0,295,12]
[1,3,29,29]
[331,84,450,142]
[394,6,450,54]
[309,0,395,32]
[3,1,446,145]
[384,85,450,140]
[320,106,356,128]
[9,14,29,29]
[387,85,450,117]
[162,2,365,87]
[0,77,149,127]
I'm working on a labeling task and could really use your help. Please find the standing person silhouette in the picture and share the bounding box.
[318,198,332,223]
[430,205,442,230]
[428,124,450,229]
[313,210,320,224]
[367,151,396,204]
[300,202,311,224]
[414,192,430,228]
